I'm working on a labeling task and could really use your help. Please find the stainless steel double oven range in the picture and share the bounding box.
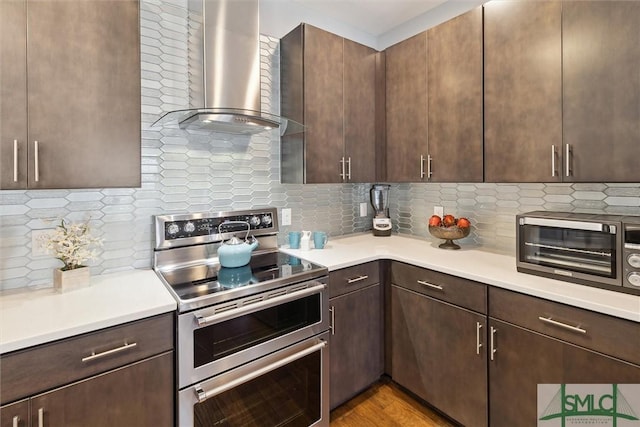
[153,208,330,427]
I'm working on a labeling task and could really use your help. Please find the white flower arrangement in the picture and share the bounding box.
[39,219,103,271]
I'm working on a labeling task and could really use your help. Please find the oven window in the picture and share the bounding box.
[194,294,321,367]
[520,225,616,278]
[193,350,321,427]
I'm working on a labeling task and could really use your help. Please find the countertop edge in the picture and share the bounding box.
[281,234,640,323]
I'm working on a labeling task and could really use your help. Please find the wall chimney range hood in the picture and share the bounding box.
[151,0,303,136]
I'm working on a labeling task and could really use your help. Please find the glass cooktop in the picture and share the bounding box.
[158,251,327,303]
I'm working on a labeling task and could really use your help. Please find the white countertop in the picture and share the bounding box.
[0,269,176,354]
[281,233,640,322]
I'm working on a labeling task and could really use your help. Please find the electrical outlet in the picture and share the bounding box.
[359,202,368,217]
[32,229,55,257]
[434,206,444,217]
[281,208,292,226]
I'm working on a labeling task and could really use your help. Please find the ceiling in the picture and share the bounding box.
[290,0,448,35]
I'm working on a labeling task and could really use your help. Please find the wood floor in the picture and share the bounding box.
[330,379,457,427]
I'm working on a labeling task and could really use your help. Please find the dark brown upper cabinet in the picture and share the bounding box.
[562,1,640,182]
[280,24,379,184]
[484,0,563,183]
[427,7,483,182]
[385,8,483,183]
[385,32,428,182]
[0,0,141,190]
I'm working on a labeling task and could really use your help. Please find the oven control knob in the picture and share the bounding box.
[261,214,272,226]
[167,223,180,236]
[627,254,640,268]
[184,221,196,233]
[249,215,261,227]
[627,272,640,287]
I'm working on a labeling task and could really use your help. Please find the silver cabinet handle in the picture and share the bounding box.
[427,154,433,179]
[420,155,425,178]
[38,408,44,427]
[13,415,20,427]
[339,157,346,181]
[13,140,18,182]
[195,284,326,326]
[417,280,443,291]
[490,326,497,361]
[476,322,483,355]
[538,316,586,334]
[347,275,368,284]
[34,140,39,182]
[81,341,137,362]
[565,144,571,177]
[346,157,351,180]
[551,145,556,177]
[195,340,327,403]
[329,306,335,335]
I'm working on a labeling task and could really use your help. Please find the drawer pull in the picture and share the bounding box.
[38,408,44,427]
[13,140,18,182]
[81,341,137,362]
[476,322,483,355]
[417,280,443,291]
[490,327,497,361]
[329,306,335,335]
[538,316,586,334]
[347,275,369,284]
[13,415,20,427]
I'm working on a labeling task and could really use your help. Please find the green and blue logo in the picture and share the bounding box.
[538,384,640,426]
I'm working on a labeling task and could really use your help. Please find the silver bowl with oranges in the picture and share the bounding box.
[428,215,471,250]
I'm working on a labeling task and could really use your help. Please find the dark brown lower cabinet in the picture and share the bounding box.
[1,399,29,427]
[1,353,173,427]
[391,285,488,427]
[488,319,640,427]
[330,283,383,409]
[31,352,173,427]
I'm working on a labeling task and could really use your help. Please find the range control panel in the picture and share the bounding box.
[154,208,278,249]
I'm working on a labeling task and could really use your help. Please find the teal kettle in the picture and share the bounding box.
[217,221,259,268]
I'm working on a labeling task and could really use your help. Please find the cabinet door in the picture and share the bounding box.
[0,399,29,427]
[30,352,173,427]
[26,0,140,189]
[391,285,488,427]
[489,320,640,427]
[484,1,562,182]
[427,8,483,183]
[330,283,383,410]
[385,33,428,182]
[304,25,344,184]
[344,39,377,183]
[0,0,27,189]
[563,1,640,182]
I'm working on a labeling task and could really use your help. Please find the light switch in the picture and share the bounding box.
[434,206,444,217]
[360,202,368,217]
[281,208,292,226]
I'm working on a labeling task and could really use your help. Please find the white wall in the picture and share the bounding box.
[260,0,486,50]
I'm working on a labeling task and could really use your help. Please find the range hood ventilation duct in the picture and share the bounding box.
[151,0,303,136]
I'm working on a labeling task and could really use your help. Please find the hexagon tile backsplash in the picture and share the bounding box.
[1,0,640,290]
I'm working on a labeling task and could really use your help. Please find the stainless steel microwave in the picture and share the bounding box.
[516,211,640,295]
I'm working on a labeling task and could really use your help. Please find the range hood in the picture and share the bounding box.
[151,0,303,136]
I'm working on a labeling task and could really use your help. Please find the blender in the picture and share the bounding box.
[370,184,392,236]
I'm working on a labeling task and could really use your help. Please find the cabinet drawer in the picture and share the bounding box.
[329,262,379,298]
[1,313,173,405]
[489,287,640,365]
[391,262,486,313]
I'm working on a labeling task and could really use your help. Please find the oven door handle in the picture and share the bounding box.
[195,339,327,403]
[520,217,611,233]
[194,283,327,327]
